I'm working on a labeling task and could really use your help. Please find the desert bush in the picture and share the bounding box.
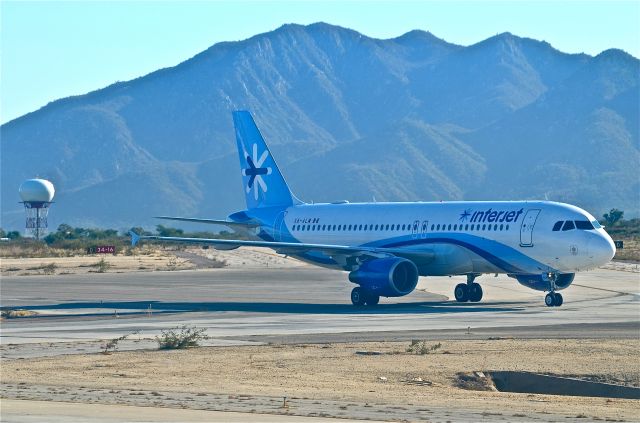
[41,262,57,275]
[156,325,209,350]
[102,330,140,354]
[406,340,442,355]
[92,258,111,273]
[166,257,178,271]
[26,262,57,274]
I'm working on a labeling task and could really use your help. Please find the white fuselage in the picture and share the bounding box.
[258,200,615,276]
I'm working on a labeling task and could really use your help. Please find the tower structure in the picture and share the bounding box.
[19,179,55,240]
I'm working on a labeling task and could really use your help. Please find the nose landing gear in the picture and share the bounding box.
[454,274,483,303]
[545,273,563,307]
[545,292,563,307]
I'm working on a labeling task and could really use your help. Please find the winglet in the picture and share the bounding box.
[129,230,141,247]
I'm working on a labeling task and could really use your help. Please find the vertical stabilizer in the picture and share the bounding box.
[232,111,299,209]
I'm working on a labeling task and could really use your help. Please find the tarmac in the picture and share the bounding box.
[1,267,638,357]
[1,265,639,422]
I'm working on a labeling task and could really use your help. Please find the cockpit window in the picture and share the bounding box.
[592,220,602,229]
[575,220,595,230]
[562,220,575,231]
[552,221,563,231]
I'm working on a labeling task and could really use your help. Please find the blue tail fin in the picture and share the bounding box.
[233,111,299,209]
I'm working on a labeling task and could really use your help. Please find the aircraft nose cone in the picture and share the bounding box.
[591,232,616,266]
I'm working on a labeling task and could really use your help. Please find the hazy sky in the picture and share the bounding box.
[2,0,639,124]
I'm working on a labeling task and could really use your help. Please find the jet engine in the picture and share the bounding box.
[348,257,419,297]
[513,273,575,291]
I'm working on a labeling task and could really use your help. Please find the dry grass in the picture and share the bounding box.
[1,252,194,276]
[1,309,38,319]
[614,237,640,262]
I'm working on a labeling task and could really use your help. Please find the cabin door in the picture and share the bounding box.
[411,220,420,239]
[520,209,541,247]
[420,220,429,239]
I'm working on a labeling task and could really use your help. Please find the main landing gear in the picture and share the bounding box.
[351,286,380,306]
[454,274,483,303]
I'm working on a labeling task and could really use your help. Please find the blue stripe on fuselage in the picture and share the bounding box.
[258,225,550,274]
[380,237,525,273]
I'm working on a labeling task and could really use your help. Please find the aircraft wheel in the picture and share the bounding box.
[365,292,380,306]
[469,283,483,302]
[545,292,556,307]
[553,292,563,307]
[351,287,366,306]
[454,283,469,302]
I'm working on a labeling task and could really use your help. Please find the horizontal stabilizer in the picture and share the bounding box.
[154,216,259,228]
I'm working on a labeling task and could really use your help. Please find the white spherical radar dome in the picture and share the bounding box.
[19,179,55,203]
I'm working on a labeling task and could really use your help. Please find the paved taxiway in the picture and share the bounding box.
[1,267,638,356]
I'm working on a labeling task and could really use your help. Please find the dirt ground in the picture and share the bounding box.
[2,339,639,421]
[0,246,307,276]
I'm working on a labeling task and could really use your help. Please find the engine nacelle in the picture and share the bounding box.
[513,273,575,291]
[349,257,419,297]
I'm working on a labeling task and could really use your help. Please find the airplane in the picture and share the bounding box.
[130,110,616,307]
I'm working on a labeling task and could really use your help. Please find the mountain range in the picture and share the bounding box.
[2,22,639,231]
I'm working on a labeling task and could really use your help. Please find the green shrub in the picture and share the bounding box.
[92,258,111,273]
[406,340,441,355]
[156,325,209,350]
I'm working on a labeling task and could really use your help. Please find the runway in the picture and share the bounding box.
[1,266,638,357]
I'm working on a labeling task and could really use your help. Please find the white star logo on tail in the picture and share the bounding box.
[242,143,272,200]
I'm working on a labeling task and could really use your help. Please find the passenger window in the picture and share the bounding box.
[453,224,457,230]
[562,221,575,231]
[465,224,469,230]
[552,221,563,231]
[575,220,594,230]
[482,224,486,230]
[499,224,503,231]
[385,224,390,230]
[506,224,509,230]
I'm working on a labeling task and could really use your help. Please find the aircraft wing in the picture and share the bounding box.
[154,216,260,229]
[129,232,433,264]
